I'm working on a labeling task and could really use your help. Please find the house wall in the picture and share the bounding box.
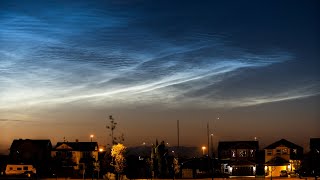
[266,166,287,177]
[265,145,290,162]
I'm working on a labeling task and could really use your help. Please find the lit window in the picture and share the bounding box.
[239,150,247,157]
[267,150,272,156]
[250,149,254,157]
[282,148,288,155]
[231,150,236,157]
[293,149,297,154]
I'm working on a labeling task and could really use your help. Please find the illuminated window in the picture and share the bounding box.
[282,148,288,155]
[239,150,247,157]
[250,149,254,157]
[293,149,297,154]
[267,150,272,156]
[231,150,236,157]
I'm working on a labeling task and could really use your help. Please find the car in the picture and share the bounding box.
[280,170,288,177]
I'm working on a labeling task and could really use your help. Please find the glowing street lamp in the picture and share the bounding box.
[90,134,94,142]
[202,146,206,156]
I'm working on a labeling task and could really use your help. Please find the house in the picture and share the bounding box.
[8,139,52,176]
[0,155,9,176]
[218,141,259,176]
[51,140,99,176]
[309,138,320,171]
[264,139,303,177]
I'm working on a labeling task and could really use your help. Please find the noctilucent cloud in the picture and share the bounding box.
[1,0,319,149]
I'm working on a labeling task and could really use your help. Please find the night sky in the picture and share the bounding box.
[1,0,319,152]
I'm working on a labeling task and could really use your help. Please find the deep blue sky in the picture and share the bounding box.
[0,0,319,151]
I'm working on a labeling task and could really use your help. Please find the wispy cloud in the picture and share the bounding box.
[0,0,318,113]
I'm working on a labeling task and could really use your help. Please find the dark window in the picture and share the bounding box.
[79,164,84,170]
[66,151,72,158]
[17,167,22,170]
[83,151,91,158]
[9,167,13,170]
[276,149,281,155]
[23,166,28,170]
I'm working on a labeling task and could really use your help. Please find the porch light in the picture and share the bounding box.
[229,166,233,173]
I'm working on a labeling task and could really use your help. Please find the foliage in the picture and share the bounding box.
[111,143,127,173]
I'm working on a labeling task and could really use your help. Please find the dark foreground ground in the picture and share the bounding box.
[1,177,319,180]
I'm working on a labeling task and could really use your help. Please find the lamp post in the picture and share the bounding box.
[210,134,214,157]
[90,134,94,142]
[210,133,214,180]
[202,146,206,156]
[142,142,147,157]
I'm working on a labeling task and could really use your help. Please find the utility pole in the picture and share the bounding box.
[207,122,210,156]
[177,120,179,157]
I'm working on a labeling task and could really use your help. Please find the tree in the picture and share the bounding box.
[106,115,125,145]
[111,143,127,180]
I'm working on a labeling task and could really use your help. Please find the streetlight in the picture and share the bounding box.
[90,134,94,142]
[202,146,206,156]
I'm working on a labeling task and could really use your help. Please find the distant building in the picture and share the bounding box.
[218,141,259,176]
[8,139,52,176]
[308,138,320,173]
[0,155,9,175]
[51,141,99,176]
[264,139,303,177]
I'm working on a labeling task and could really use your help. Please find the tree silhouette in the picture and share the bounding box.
[106,115,125,145]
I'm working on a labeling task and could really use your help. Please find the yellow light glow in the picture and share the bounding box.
[202,146,206,150]
[90,134,94,138]
[99,148,103,152]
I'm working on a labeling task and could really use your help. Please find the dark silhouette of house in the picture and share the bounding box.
[51,141,99,178]
[0,154,9,176]
[8,139,52,176]
[218,141,259,176]
[309,138,320,175]
[299,138,320,177]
